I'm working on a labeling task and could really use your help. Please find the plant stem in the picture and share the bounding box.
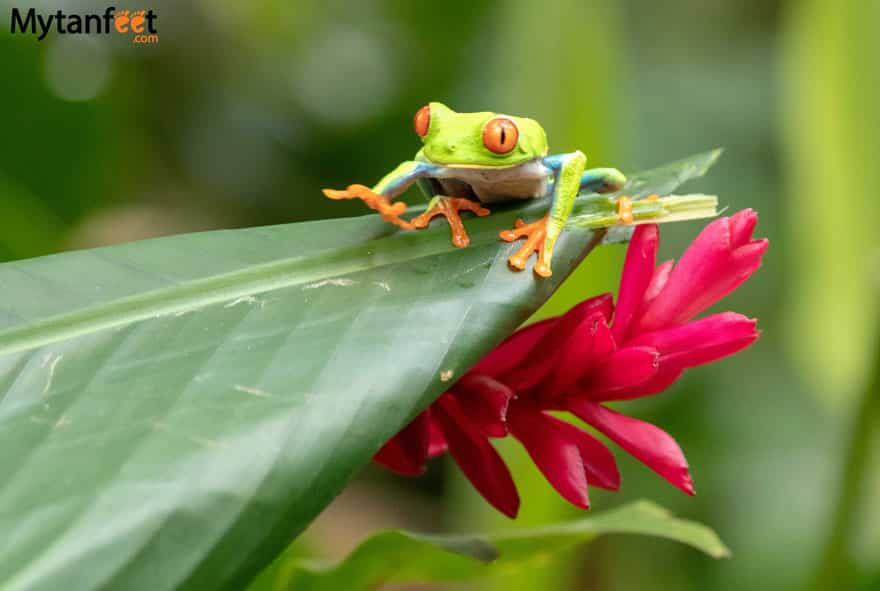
[808,328,880,591]
[569,194,719,229]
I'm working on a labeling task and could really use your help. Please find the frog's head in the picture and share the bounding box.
[414,102,548,168]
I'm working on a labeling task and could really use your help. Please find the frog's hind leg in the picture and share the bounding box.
[579,167,626,194]
[410,196,490,248]
[581,167,635,223]
[580,167,644,224]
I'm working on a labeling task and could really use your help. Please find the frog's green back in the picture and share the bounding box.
[418,102,548,168]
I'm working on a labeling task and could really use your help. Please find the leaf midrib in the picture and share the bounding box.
[0,201,554,357]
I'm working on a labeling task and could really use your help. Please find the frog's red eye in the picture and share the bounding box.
[414,105,431,137]
[482,117,518,154]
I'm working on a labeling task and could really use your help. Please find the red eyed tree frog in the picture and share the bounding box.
[323,102,631,278]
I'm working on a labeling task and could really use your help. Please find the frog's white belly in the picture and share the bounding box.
[431,160,551,204]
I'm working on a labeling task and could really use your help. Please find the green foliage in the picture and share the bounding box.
[782,0,880,406]
[0,155,716,590]
[252,501,728,591]
[0,34,120,261]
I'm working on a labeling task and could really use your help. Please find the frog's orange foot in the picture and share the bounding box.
[323,184,414,230]
[499,214,552,278]
[410,197,490,248]
[614,194,661,225]
[616,196,634,225]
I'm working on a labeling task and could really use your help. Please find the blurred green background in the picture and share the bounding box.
[2,0,878,589]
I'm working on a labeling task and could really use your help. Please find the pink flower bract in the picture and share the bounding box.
[375,210,768,517]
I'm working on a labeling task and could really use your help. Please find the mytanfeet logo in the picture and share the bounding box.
[10,7,159,44]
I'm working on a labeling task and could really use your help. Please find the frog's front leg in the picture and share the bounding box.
[501,151,586,277]
[502,158,630,277]
[323,161,437,229]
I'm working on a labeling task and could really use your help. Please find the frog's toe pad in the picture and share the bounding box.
[533,262,552,278]
[507,252,528,271]
[500,215,551,278]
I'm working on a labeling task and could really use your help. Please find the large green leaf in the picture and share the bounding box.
[0,152,718,590]
[253,500,728,591]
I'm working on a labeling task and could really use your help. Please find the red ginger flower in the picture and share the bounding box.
[375,210,768,518]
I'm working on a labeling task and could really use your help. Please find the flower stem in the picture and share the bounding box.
[568,193,719,229]
[808,329,880,590]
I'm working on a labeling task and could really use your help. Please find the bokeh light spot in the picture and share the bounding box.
[43,37,111,102]
[293,28,396,126]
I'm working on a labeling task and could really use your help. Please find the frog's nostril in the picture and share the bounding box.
[447,143,456,152]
